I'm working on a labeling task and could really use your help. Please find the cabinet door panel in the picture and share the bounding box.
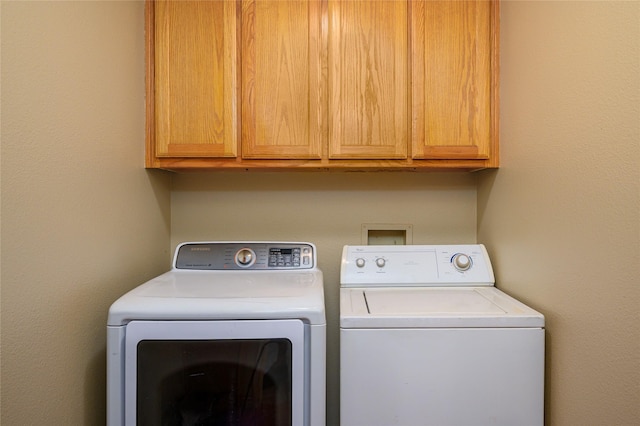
[412,1,494,160]
[241,0,322,159]
[328,0,408,159]
[154,0,237,157]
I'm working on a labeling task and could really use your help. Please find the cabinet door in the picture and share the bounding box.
[241,0,323,159]
[412,1,496,160]
[153,0,237,157]
[328,0,409,159]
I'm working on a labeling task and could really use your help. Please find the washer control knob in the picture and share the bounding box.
[235,248,255,267]
[355,258,366,268]
[375,257,386,268]
[452,253,472,271]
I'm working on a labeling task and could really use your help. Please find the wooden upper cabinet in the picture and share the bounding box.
[241,0,323,159]
[146,0,499,170]
[151,0,238,159]
[328,0,409,159]
[411,1,497,163]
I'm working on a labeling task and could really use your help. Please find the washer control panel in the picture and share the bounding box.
[341,244,495,287]
[175,242,315,270]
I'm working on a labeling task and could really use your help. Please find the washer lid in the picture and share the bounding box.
[340,287,544,328]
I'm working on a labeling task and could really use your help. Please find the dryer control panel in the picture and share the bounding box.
[174,242,316,270]
[341,244,495,287]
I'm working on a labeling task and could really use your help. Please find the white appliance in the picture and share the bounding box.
[340,244,544,426]
[108,242,326,426]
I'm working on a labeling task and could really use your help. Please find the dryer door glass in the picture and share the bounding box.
[138,339,292,425]
[124,320,305,426]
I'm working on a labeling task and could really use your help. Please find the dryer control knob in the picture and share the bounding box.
[235,248,256,267]
[452,253,472,271]
[375,258,386,268]
[355,258,366,268]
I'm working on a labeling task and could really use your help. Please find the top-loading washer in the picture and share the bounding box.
[340,244,544,426]
[107,241,326,426]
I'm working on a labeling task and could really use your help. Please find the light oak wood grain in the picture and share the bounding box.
[146,0,500,171]
[153,0,237,158]
[241,0,323,159]
[328,0,408,159]
[412,0,495,161]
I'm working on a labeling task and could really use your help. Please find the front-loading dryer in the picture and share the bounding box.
[340,244,544,426]
[107,242,326,426]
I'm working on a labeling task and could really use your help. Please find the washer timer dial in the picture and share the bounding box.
[451,253,472,272]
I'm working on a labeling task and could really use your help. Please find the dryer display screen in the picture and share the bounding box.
[269,248,300,267]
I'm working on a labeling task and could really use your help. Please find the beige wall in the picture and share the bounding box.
[478,1,640,425]
[1,1,171,424]
[170,171,478,424]
[2,1,639,425]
